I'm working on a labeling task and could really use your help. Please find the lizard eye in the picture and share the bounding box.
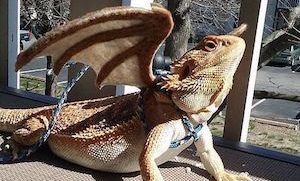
[204,40,217,52]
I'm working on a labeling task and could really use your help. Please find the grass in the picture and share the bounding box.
[209,115,300,156]
[20,75,65,97]
[20,75,45,93]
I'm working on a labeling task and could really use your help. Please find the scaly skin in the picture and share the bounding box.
[0,25,252,181]
[0,106,53,134]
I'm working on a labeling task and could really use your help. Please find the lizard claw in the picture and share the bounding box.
[0,138,22,161]
[215,171,253,181]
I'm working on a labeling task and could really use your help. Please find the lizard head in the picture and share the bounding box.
[161,24,247,120]
[170,24,247,82]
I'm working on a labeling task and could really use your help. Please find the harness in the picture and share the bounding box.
[153,76,204,149]
[169,116,204,148]
[0,65,204,162]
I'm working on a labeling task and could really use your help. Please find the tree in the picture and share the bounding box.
[20,0,70,37]
[162,0,300,70]
[21,0,70,97]
[259,6,300,68]
[164,0,191,61]
[190,0,240,40]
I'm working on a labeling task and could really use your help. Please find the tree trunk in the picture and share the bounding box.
[259,7,300,69]
[45,56,57,97]
[254,90,300,102]
[259,25,300,69]
[164,0,191,61]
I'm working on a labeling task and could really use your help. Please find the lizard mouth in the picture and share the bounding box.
[228,23,247,37]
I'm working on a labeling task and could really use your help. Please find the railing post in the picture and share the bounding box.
[67,0,152,101]
[45,56,57,97]
[0,0,8,86]
[122,0,152,9]
[116,0,153,96]
[8,0,20,89]
[223,0,268,142]
[67,0,121,101]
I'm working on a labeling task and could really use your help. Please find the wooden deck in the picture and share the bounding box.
[0,143,299,181]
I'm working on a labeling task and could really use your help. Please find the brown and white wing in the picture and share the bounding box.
[16,5,173,87]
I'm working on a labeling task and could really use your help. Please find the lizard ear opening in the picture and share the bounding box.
[179,66,190,80]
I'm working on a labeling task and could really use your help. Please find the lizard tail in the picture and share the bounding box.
[0,107,48,133]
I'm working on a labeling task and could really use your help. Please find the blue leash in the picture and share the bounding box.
[0,64,89,163]
[0,64,203,161]
[169,116,204,148]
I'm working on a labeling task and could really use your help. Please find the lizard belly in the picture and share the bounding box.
[48,118,146,173]
[46,93,146,173]
[48,126,192,173]
[38,93,191,173]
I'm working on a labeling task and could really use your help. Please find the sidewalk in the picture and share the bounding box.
[255,66,300,96]
[251,66,300,124]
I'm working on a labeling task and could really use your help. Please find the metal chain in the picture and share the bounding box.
[0,64,89,163]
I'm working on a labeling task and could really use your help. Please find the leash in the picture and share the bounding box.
[0,61,205,161]
[0,64,89,163]
[169,116,204,148]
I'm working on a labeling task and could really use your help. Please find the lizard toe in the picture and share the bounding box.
[12,116,48,146]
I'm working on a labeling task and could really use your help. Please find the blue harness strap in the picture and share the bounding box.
[150,70,205,149]
[169,116,203,148]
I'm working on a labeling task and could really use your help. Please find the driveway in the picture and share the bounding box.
[251,66,300,123]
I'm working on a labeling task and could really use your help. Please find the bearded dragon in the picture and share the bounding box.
[0,4,251,181]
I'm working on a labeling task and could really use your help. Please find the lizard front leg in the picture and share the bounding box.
[0,107,50,133]
[12,112,50,146]
[194,125,252,181]
[0,107,52,159]
[139,122,176,181]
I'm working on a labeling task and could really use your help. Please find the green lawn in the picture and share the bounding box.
[20,75,65,97]
[209,115,300,155]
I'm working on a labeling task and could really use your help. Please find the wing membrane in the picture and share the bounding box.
[16,5,173,87]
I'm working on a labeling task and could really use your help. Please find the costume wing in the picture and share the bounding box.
[16,5,173,87]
